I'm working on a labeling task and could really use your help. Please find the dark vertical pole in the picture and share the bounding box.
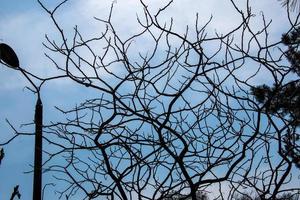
[33,95,43,200]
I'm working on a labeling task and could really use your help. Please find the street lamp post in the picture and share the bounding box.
[1,43,43,200]
[33,93,43,200]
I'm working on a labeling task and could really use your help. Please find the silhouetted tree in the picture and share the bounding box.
[34,0,300,199]
[278,0,300,12]
[233,192,299,200]
[163,190,209,200]
[251,26,300,168]
[2,0,300,199]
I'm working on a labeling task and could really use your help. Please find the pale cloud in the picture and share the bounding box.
[0,8,56,90]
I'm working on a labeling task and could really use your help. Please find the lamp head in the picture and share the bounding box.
[0,43,20,69]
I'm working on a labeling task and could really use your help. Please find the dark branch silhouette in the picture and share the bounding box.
[0,148,4,165]
[10,185,21,200]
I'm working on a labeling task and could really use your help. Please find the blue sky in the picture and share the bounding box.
[0,0,298,199]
